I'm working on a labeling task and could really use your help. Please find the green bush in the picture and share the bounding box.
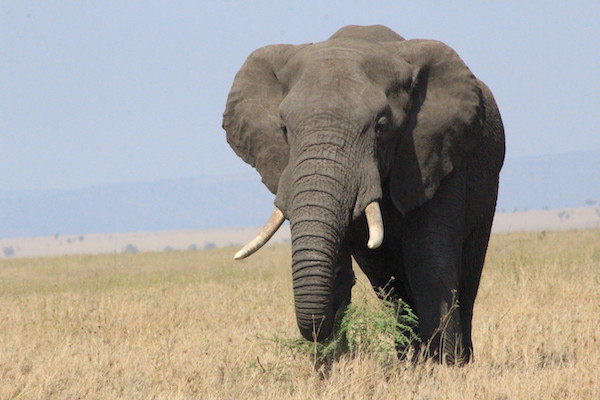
[271,293,419,368]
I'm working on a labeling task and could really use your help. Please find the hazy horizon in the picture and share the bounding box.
[0,149,598,239]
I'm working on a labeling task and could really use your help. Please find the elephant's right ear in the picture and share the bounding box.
[223,44,306,194]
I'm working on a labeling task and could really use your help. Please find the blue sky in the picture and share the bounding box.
[2,1,599,191]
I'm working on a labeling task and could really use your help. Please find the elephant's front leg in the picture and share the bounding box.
[401,170,467,364]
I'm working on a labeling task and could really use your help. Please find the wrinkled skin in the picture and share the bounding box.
[223,25,505,364]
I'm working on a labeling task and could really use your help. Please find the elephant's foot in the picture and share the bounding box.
[413,297,472,365]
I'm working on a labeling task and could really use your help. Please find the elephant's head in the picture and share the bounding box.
[223,25,482,341]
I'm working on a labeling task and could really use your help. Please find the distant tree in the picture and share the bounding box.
[557,211,571,221]
[585,199,596,206]
[164,246,176,252]
[3,246,15,257]
[204,242,217,250]
[187,244,198,252]
[123,244,139,254]
[78,235,85,242]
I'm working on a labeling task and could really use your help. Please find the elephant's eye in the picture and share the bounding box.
[375,116,389,134]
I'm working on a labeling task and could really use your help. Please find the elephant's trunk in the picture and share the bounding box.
[288,152,356,342]
[290,222,339,341]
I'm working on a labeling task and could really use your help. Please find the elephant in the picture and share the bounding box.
[222,25,505,364]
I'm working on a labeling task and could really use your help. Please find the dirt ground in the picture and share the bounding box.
[1,207,598,259]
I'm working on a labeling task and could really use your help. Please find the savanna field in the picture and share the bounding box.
[0,230,598,399]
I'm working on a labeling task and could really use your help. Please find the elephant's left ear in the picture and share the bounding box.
[223,44,307,194]
[383,40,483,214]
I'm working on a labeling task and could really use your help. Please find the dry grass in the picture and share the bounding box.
[0,230,598,399]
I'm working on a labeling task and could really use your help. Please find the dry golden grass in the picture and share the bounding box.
[0,230,598,399]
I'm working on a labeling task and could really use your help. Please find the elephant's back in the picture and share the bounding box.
[462,79,506,232]
[477,79,505,176]
[329,25,405,43]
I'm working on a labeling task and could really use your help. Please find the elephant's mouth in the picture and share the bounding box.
[232,201,384,260]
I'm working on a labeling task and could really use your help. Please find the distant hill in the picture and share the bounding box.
[0,175,277,238]
[1,150,598,238]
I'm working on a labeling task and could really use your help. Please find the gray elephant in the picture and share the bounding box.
[223,25,505,364]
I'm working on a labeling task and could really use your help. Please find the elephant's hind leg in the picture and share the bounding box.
[459,219,494,363]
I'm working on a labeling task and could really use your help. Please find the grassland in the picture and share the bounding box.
[0,230,598,399]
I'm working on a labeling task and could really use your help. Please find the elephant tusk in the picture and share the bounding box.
[365,202,384,249]
[234,208,285,260]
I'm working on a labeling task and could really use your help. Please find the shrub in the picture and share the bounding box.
[203,242,217,250]
[123,244,139,254]
[270,292,419,368]
[3,246,15,257]
[187,244,198,251]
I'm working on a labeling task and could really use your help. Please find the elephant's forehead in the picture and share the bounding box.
[278,39,412,125]
[311,37,389,55]
[280,83,388,129]
[292,39,390,70]
[281,39,411,90]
